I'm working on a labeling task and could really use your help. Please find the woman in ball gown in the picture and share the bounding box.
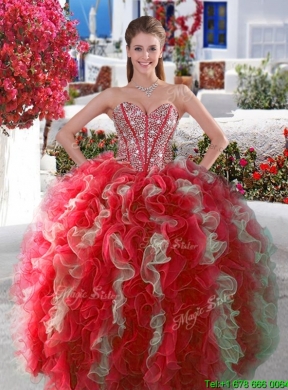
[11,16,279,390]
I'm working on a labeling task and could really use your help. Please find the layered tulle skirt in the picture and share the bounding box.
[10,153,279,390]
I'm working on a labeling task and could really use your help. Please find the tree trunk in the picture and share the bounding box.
[0,120,41,226]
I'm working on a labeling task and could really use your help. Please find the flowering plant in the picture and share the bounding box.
[173,32,194,76]
[146,1,203,75]
[48,128,118,175]
[50,126,288,203]
[0,0,87,133]
[186,128,288,204]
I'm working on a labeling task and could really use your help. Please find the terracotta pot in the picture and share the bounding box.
[174,75,193,89]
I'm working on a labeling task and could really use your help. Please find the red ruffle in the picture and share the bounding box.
[10,153,279,389]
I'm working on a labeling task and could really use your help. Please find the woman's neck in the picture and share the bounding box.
[130,72,158,87]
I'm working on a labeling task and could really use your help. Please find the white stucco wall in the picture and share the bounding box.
[178,0,288,61]
[237,0,288,60]
[112,0,124,43]
[113,0,288,62]
[85,54,176,85]
[112,0,141,60]
[0,121,41,227]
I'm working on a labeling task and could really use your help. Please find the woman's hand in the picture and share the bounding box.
[55,88,116,166]
[114,157,130,165]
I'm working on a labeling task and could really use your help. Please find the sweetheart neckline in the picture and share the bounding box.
[112,102,179,119]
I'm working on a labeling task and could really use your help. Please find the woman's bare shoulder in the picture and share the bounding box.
[100,86,130,106]
[161,82,191,100]
[158,83,194,115]
[99,86,123,99]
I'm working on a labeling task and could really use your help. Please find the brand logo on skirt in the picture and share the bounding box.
[91,286,117,300]
[172,238,198,250]
[139,237,198,250]
[62,286,117,301]
[172,293,234,331]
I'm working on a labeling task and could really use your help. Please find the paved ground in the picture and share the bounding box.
[1,92,287,389]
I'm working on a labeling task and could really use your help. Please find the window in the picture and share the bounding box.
[204,2,227,48]
[249,24,288,60]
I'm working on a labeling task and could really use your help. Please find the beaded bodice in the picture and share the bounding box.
[112,102,179,173]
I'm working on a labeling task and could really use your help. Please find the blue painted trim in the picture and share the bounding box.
[204,2,227,49]
[70,0,112,40]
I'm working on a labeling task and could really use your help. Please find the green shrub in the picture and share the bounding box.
[234,55,288,109]
[48,128,118,175]
[49,128,288,204]
[65,86,80,105]
[189,131,288,203]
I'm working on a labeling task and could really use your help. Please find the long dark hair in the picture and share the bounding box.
[125,16,166,82]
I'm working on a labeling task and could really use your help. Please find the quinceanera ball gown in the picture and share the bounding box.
[11,102,279,390]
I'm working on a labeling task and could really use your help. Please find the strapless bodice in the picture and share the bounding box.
[112,102,179,172]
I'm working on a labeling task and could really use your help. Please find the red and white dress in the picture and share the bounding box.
[11,102,279,390]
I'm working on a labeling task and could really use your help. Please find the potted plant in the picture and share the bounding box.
[173,32,195,87]
[149,0,204,88]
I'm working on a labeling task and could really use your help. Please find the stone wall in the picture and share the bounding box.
[73,109,288,164]
[174,110,288,162]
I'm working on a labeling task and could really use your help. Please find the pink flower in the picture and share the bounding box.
[239,158,248,167]
[76,41,90,54]
[249,147,255,152]
[236,183,245,195]
[0,0,81,130]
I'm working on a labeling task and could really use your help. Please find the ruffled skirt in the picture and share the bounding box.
[10,153,279,390]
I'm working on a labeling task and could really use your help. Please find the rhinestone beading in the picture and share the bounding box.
[134,79,158,98]
[112,102,179,173]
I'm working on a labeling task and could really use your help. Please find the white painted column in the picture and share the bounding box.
[0,120,41,226]
[112,0,124,42]
[120,0,135,59]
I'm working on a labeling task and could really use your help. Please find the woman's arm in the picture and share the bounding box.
[178,85,229,170]
[55,88,115,166]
